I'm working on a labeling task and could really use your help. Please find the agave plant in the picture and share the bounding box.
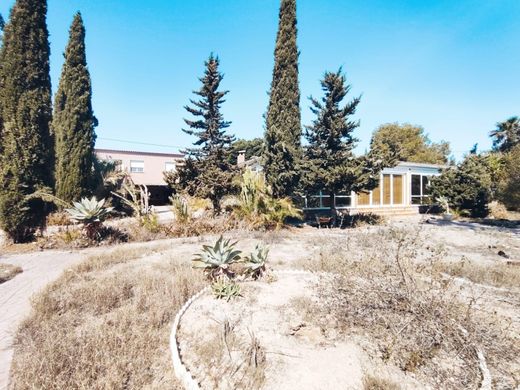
[66,197,113,240]
[192,235,242,279]
[243,244,269,279]
[211,276,242,301]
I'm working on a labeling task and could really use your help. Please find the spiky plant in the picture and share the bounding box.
[211,276,242,301]
[65,197,113,240]
[192,235,242,279]
[170,194,190,223]
[243,244,269,279]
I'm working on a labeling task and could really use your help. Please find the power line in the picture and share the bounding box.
[98,137,184,150]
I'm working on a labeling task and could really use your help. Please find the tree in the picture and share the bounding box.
[229,138,264,164]
[430,154,492,218]
[166,54,237,213]
[54,13,98,203]
[0,0,53,242]
[263,0,302,198]
[490,116,520,153]
[497,144,520,210]
[370,123,451,165]
[302,69,382,214]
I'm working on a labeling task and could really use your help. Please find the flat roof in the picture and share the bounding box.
[95,148,184,159]
[397,161,448,169]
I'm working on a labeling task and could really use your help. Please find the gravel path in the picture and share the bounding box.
[0,250,88,390]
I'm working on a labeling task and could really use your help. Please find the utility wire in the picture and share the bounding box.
[98,137,184,150]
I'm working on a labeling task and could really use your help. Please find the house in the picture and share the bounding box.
[95,149,184,204]
[302,161,445,217]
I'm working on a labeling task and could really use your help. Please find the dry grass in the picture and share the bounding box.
[187,319,266,390]
[10,245,206,389]
[0,263,23,283]
[363,374,401,390]
[46,211,72,226]
[438,257,520,289]
[301,227,520,389]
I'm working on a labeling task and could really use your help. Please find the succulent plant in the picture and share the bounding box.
[192,235,242,279]
[211,277,242,301]
[243,244,269,279]
[66,197,113,240]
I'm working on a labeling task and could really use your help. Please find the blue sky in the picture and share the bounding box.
[1,0,519,159]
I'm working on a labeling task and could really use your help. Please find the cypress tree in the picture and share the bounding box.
[54,13,98,203]
[303,69,380,214]
[167,54,236,213]
[0,0,53,242]
[264,0,302,198]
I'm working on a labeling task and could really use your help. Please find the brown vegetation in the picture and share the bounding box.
[0,263,23,284]
[300,227,520,389]
[9,245,206,389]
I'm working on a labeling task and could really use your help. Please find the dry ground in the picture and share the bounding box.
[5,216,520,389]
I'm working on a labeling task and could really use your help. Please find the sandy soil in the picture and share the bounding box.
[2,214,519,389]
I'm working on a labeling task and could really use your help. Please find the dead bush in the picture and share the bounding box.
[438,257,520,289]
[10,247,205,389]
[308,227,519,389]
[0,263,23,283]
[186,319,266,389]
[363,374,400,390]
[46,211,72,226]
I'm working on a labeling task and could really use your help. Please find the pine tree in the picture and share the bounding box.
[0,0,53,242]
[167,54,236,213]
[264,0,302,198]
[302,69,380,213]
[54,13,98,203]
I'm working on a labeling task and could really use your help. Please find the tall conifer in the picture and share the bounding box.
[167,54,236,213]
[303,69,381,214]
[0,0,53,242]
[264,0,302,198]
[54,13,98,203]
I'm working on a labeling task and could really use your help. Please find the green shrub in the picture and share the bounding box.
[235,169,302,229]
[169,195,190,223]
[430,155,492,218]
[498,145,520,210]
[192,235,242,279]
[65,197,113,240]
[242,244,269,279]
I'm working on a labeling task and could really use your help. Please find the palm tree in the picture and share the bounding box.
[490,116,520,152]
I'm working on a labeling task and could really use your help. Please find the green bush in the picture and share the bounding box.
[430,155,492,218]
[498,145,520,210]
[234,169,301,229]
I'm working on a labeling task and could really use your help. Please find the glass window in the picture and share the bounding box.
[130,160,144,173]
[321,195,332,208]
[393,175,403,204]
[383,175,392,205]
[335,196,351,208]
[372,185,381,206]
[422,176,430,195]
[357,191,370,206]
[412,175,421,196]
[165,162,176,172]
[306,196,321,209]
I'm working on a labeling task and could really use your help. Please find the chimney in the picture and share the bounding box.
[237,150,246,166]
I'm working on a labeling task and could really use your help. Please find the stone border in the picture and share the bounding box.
[169,269,323,389]
[170,286,209,390]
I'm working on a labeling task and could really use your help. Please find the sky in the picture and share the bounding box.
[1,0,519,160]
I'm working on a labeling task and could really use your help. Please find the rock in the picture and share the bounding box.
[498,250,509,259]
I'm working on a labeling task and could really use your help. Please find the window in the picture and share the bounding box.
[165,162,176,172]
[302,192,352,209]
[130,160,144,173]
[393,175,403,204]
[411,174,431,205]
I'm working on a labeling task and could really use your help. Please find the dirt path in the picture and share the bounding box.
[0,249,89,390]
